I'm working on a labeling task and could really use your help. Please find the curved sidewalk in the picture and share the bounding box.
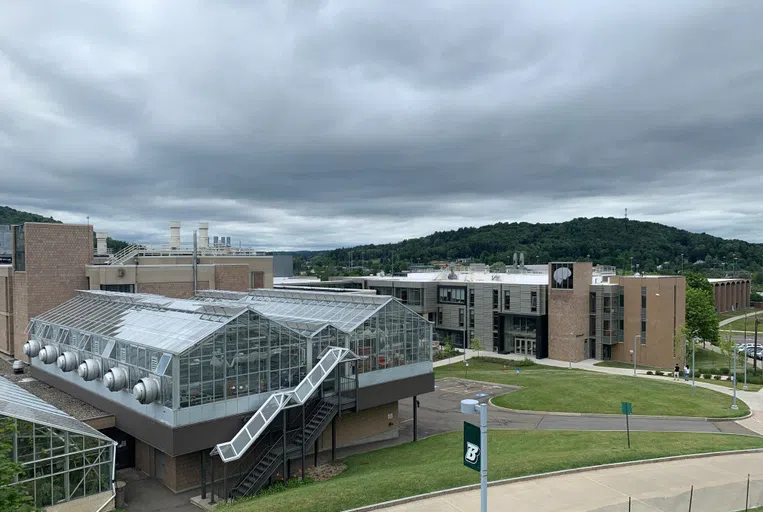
[371,451,763,512]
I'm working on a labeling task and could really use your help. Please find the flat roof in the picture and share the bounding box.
[708,278,750,283]
[0,359,111,438]
[362,271,549,285]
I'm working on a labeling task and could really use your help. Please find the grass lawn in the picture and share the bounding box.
[594,361,663,370]
[223,431,763,512]
[436,358,749,418]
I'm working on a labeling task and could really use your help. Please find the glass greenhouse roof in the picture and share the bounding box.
[30,291,246,355]
[30,289,397,355]
[0,375,112,441]
[194,289,393,333]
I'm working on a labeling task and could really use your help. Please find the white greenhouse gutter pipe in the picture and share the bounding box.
[94,442,118,512]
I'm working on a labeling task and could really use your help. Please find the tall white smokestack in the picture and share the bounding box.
[198,222,209,249]
[169,221,181,249]
[96,232,108,255]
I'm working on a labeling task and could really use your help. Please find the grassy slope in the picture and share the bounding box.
[225,431,763,512]
[436,359,748,418]
[724,313,763,332]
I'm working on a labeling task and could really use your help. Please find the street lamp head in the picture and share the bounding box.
[460,398,479,415]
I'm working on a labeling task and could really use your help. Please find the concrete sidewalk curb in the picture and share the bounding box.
[487,397,753,422]
[345,448,763,512]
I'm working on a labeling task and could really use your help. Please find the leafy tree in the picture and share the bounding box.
[718,330,735,368]
[685,287,719,345]
[684,272,713,294]
[470,337,484,357]
[0,419,37,512]
[752,291,763,303]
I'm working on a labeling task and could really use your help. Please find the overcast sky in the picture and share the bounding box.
[2,1,763,250]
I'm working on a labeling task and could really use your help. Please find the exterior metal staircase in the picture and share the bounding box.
[108,244,144,265]
[213,346,358,464]
[228,398,339,499]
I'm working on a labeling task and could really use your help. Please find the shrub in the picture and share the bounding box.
[646,370,654,375]
[720,367,730,375]
[726,376,734,381]
[713,375,722,380]
[702,374,712,380]
[655,370,664,376]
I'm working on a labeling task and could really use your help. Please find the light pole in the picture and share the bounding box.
[633,334,640,377]
[732,344,739,410]
[691,330,698,389]
[460,399,487,512]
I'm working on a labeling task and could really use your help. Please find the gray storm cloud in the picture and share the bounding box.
[1,0,762,250]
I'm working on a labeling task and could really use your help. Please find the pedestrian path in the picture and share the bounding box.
[372,451,763,511]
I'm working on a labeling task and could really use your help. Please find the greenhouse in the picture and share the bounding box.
[24,289,432,427]
[0,376,116,510]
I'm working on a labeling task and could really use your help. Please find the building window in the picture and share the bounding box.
[619,294,624,308]
[438,286,466,304]
[589,293,596,313]
[641,287,647,309]
[603,319,611,337]
[492,312,499,330]
[100,284,135,293]
[550,262,574,289]
[13,225,25,271]
[589,315,596,336]
[428,312,435,323]
[469,288,474,307]
[530,291,537,312]
[469,309,475,328]
[619,319,624,331]
[641,320,647,344]
[438,308,443,325]
[459,308,465,327]
[492,289,499,309]
[603,296,611,313]
[504,291,511,310]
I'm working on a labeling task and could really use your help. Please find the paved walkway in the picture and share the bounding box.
[374,452,763,511]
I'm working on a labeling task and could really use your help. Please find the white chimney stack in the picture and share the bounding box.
[198,222,209,249]
[169,221,181,249]
[96,232,108,255]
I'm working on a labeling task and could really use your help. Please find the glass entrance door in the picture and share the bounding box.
[514,338,536,356]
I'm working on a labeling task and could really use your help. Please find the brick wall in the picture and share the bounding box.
[12,271,28,359]
[135,439,153,477]
[547,263,592,362]
[214,264,249,292]
[15,223,92,359]
[317,402,399,451]
[137,281,209,299]
[0,270,11,355]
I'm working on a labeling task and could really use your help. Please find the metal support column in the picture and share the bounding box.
[200,451,207,500]
[314,439,319,467]
[301,404,306,479]
[223,462,228,504]
[331,416,337,462]
[413,395,418,442]
[335,363,341,417]
[282,412,287,481]
[209,455,216,504]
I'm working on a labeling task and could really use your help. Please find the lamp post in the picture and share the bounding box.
[691,330,698,389]
[732,344,739,410]
[460,399,487,512]
[633,334,640,377]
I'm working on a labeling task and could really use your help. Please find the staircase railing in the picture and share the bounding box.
[108,244,143,265]
[213,347,357,463]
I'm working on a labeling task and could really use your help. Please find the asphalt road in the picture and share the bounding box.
[397,378,757,437]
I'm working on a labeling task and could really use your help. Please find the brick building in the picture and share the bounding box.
[708,278,751,313]
[293,261,687,369]
[0,221,275,360]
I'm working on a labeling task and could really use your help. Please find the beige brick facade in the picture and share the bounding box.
[0,266,12,355]
[610,275,686,369]
[214,264,250,292]
[547,263,592,362]
[13,223,92,359]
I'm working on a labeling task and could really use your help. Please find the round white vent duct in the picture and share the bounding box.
[103,367,129,392]
[133,377,161,404]
[78,359,102,381]
[38,345,60,365]
[57,351,80,372]
[23,340,42,358]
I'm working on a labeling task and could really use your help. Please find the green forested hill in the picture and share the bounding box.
[312,217,763,277]
[0,205,60,225]
[0,205,129,252]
